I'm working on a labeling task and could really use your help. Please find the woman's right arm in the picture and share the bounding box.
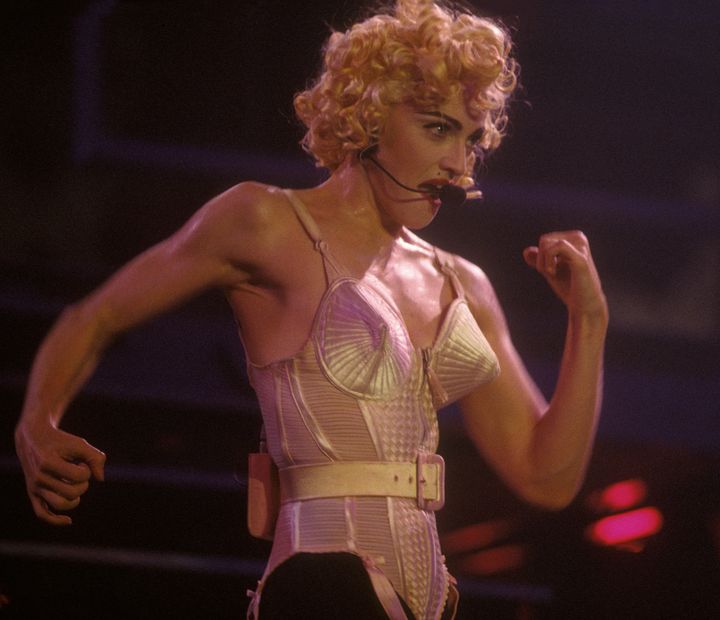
[15,182,282,525]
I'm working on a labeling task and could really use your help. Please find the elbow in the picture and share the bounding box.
[523,488,576,512]
[514,477,581,511]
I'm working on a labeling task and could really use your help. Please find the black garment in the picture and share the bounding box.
[257,552,417,619]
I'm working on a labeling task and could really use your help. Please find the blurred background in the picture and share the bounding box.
[1,1,719,617]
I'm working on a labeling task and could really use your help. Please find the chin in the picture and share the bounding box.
[404,206,439,230]
[381,194,438,231]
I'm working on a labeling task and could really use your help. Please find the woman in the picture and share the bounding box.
[14,1,608,618]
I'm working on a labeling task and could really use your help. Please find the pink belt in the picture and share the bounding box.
[278,453,445,511]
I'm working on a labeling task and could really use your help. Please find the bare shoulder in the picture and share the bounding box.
[445,252,508,333]
[402,232,496,305]
[192,181,292,238]
[177,181,295,265]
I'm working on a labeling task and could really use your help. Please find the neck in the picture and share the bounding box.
[322,156,405,239]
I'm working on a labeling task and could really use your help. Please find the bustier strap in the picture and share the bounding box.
[434,247,466,299]
[283,189,347,282]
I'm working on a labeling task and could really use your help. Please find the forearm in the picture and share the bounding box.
[19,300,112,430]
[14,299,114,525]
[527,309,607,501]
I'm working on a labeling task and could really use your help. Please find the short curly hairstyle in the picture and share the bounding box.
[294,0,518,172]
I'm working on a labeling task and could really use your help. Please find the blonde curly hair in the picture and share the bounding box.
[294,0,518,172]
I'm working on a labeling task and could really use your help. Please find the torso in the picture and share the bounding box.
[241,187,500,620]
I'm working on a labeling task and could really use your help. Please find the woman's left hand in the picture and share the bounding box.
[523,230,607,320]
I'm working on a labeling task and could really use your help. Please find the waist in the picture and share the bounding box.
[278,454,445,511]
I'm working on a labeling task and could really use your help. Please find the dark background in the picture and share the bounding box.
[2,1,719,618]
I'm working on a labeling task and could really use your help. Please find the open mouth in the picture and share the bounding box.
[418,179,474,208]
[418,179,450,199]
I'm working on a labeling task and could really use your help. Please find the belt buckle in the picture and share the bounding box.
[416,452,445,511]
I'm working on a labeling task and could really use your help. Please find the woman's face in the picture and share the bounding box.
[367,93,485,230]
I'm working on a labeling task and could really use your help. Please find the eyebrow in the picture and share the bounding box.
[418,111,463,131]
[468,127,485,143]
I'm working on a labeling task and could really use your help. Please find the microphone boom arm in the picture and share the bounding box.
[359,148,481,207]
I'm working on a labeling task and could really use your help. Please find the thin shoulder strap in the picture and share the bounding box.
[282,188,322,242]
[434,247,466,299]
[282,189,347,280]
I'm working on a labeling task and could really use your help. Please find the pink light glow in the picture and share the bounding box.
[586,506,664,546]
[586,478,648,513]
[601,479,647,511]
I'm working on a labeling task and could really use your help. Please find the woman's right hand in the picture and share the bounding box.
[15,421,106,526]
[13,182,275,526]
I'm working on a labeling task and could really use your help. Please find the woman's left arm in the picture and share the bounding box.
[457,230,608,510]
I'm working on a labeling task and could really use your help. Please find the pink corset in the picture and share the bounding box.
[245,189,499,620]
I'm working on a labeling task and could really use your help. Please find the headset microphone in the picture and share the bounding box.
[359,146,480,209]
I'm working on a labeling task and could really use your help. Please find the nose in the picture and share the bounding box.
[439,140,470,180]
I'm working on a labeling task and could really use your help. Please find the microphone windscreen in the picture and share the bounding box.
[439,184,467,208]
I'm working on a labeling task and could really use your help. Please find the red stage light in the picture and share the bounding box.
[602,479,647,511]
[587,478,648,513]
[586,506,663,546]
